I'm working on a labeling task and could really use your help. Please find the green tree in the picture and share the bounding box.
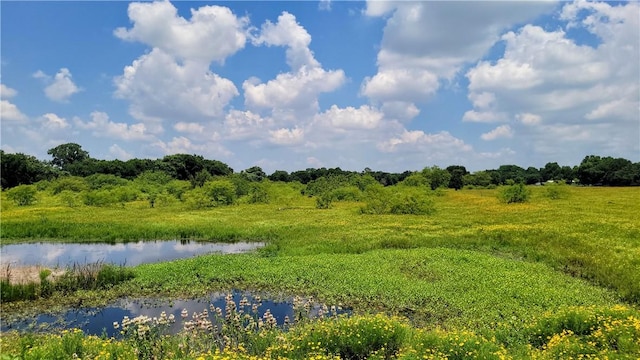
[541,162,562,182]
[446,165,468,190]
[421,166,451,190]
[268,170,290,182]
[524,167,542,185]
[47,143,90,170]
[241,166,267,182]
[1,151,57,189]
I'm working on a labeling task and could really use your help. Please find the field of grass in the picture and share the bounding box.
[1,184,639,358]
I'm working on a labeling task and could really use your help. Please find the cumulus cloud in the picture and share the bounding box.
[115,48,239,124]
[114,2,246,128]
[252,12,319,71]
[40,113,70,130]
[0,84,17,99]
[75,111,153,141]
[152,136,232,158]
[269,128,304,146]
[174,122,205,134]
[362,1,554,113]
[313,105,383,130]
[377,129,472,154]
[463,110,508,123]
[223,110,272,141]
[114,1,249,63]
[481,125,514,141]
[517,113,541,126]
[33,68,81,102]
[1,100,27,121]
[109,144,133,160]
[245,12,345,126]
[465,1,639,161]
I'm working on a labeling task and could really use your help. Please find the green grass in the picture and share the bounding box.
[1,184,639,358]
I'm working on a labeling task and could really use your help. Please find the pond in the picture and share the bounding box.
[0,291,348,337]
[0,240,264,268]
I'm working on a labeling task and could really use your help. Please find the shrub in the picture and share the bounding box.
[545,182,570,200]
[389,191,435,215]
[315,193,333,209]
[58,190,80,207]
[330,186,361,201]
[6,184,37,206]
[50,176,88,194]
[361,186,435,215]
[204,180,237,206]
[84,173,129,190]
[499,183,531,203]
[248,183,270,204]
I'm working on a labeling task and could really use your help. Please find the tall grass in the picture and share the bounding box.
[0,262,134,302]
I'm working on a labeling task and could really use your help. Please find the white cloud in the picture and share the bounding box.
[152,136,232,158]
[114,1,249,64]
[361,68,439,104]
[465,1,639,160]
[243,67,344,117]
[517,113,541,126]
[109,144,133,161]
[40,113,70,130]
[269,128,304,146]
[481,125,514,141]
[313,105,383,130]
[223,110,271,140]
[362,1,555,110]
[114,3,247,130]
[34,68,81,102]
[174,122,205,134]
[462,110,508,123]
[75,111,153,141]
[244,12,345,124]
[377,129,472,154]
[253,12,319,71]
[1,100,27,121]
[380,101,420,122]
[114,48,239,123]
[0,84,17,99]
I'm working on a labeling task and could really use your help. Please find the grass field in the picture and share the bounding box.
[1,184,639,358]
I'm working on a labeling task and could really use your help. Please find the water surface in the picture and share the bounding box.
[1,291,347,337]
[0,240,264,267]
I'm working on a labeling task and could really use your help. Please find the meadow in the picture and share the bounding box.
[1,182,639,358]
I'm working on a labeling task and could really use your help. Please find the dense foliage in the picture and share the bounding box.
[2,144,639,190]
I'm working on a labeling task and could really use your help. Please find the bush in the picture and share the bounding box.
[204,180,237,206]
[315,193,333,209]
[50,176,88,194]
[84,174,129,190]
[545,182,570,200]
[499,183,531,203]
[248,183,270,204]
[6,184,37,206]
[330,186,361,201]
[389,191,435,215]
[360,186,435,215]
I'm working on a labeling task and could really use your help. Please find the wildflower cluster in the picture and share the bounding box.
[524,305,640,358]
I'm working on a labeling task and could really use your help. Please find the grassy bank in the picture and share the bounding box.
[2,306,639,359]
[2,186,639,304]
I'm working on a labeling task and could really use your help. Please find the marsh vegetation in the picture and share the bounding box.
[1,149,639,359]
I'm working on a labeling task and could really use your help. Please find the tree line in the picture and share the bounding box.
[2,143,639,190]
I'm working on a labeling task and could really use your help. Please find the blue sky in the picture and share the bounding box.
[1,1,638,173]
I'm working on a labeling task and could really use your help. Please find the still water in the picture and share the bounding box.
[1,291,346,336]
[0,240,264,267]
